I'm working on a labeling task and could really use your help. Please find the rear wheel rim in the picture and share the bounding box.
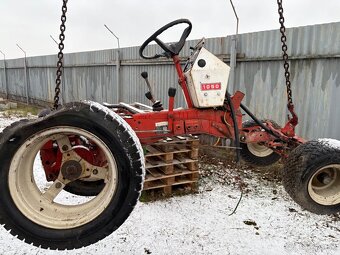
[247,143,274,157]
[8,126,118,229]
[308,164,340,206]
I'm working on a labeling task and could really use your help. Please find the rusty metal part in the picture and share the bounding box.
[240,120,305,156]
[53,0,68,110]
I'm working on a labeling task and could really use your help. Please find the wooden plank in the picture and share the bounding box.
[145,157,162,166]
[163,153,174,162]
[145,169,199,182]
[175,173,199,183]
[145,158,197,169]
[143,180,167,190]
[146,168,162,178]
[158,144,175,153]
[185,161,199,171]
[189,148,199,159]
[163,177,175,185]
[173,145,192,153]
[172,179,197,185]
[143,181,198,194]
[163,186,172,195]
[145,146,191,157]
[144,145,163,156]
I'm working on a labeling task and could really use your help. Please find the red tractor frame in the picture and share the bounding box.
[103,19,304,160]
[115,55,303,148]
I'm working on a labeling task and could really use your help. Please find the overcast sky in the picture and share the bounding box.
[1,0,340,59]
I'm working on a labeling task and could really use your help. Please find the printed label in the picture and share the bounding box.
[201,82,221,91]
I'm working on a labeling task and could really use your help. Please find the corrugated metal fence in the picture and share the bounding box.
[0,22,339,140]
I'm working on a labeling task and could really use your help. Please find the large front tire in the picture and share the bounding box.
[0,101,145,249]
[283,139,340,214]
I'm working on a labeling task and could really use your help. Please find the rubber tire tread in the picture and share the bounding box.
[240,119,281,167]
[282,140,340,214]
[0,101,144,250]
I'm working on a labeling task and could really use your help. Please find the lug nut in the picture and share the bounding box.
[93,169,98,175]
[55,182,62,189]
[62,145,69,151]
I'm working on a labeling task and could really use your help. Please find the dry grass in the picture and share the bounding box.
[2,103,42,117]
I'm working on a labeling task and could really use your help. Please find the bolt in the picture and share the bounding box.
[55,182,62,189]
[62,145,69,151]
[93,169,98,175]
[66,165,77,175]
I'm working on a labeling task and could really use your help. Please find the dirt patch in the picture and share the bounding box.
[198,148,283,184]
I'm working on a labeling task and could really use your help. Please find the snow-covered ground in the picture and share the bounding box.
[0,115,23,131]
[0,115,339,255]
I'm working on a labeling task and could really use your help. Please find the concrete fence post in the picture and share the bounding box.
[229,35,238,91]
[0,50,8,99]
[16,44,29,104]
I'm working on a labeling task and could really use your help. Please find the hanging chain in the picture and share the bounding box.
[53,0,68,110]
[277,0,294,109]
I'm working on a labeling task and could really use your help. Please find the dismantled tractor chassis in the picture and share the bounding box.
[0,19,339,250]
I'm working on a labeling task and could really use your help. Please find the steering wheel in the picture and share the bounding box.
[139,19,192,59]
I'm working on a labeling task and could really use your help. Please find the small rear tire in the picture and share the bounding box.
[283,139,340,214]
[240,120,281,167]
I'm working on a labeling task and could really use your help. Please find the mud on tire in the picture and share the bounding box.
[283,139,340,214]
[240,119,281,167]
[0,101,145,249]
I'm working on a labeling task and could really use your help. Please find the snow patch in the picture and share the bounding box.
[318,138,340,150]
[0,115,21,132]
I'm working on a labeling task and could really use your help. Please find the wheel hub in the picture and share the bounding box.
[308,165,340,205]
[61,160,82,181]
[316,172,333,185]
[8,127,118,229]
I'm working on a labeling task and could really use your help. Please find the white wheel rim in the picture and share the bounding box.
[308,164,340,206]
[247,143,274,157]
[8,127,118,229]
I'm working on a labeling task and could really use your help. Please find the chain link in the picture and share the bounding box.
[53,0,68,110]
[277,0,294,108]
